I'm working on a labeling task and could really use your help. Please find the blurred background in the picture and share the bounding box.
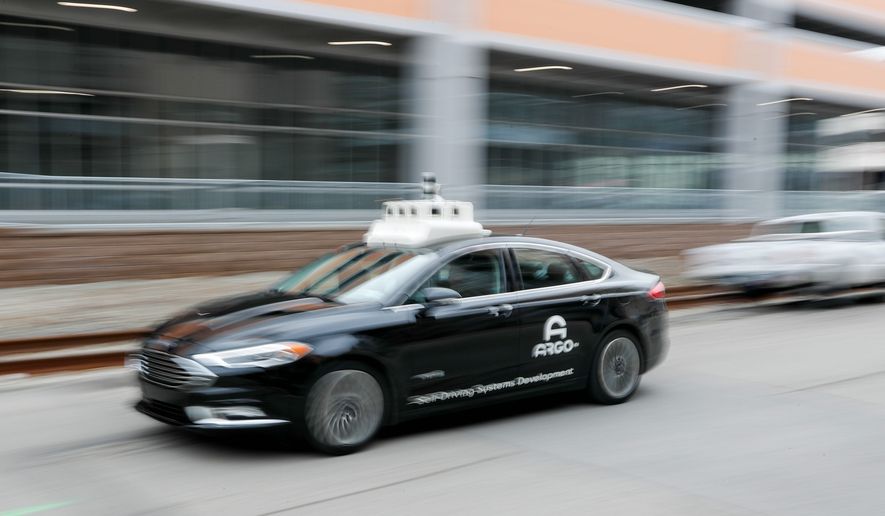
[4,0,885,202]
[1,0,884,329]
[4,0,885,208]
[0,0,885,286]
[0,0,884,291]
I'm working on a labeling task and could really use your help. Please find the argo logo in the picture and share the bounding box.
[532,315,580,358]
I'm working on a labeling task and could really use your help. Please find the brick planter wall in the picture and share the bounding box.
[0,224,752,288]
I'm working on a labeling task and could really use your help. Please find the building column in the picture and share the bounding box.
[723,84,791,219]
[731,0,792,25]
[723,0,794,220]
[406,27,487,205]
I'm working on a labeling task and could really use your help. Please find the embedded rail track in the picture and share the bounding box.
[0,329,149,377]
[1,286,881,378]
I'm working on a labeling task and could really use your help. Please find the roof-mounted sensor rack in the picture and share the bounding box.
[364,174,490,247]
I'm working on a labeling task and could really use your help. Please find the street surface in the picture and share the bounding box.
[2,300,885,515]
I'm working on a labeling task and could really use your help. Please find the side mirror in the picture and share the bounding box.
[420,287,462,304]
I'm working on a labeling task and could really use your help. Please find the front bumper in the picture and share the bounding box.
[136,377,303,430]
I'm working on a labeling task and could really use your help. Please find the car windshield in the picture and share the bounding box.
[274,245,437,304]
[752,216,875,237]
[751,221,820,236]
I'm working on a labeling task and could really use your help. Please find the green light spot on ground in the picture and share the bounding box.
[0,501,74,516]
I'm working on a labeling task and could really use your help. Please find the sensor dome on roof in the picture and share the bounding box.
[364,178,490,247]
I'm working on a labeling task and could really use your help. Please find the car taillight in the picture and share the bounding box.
[648,281,665,300]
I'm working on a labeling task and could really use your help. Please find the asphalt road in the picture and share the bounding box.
[2,299,885,515]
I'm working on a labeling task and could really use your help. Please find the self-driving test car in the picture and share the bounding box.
[134,183,669,454]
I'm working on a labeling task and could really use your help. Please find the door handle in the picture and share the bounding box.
[487,304,513,318]
[580,295,602,306]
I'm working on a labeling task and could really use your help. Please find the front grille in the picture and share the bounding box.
[139,399,188,425]
[139,348,215,390]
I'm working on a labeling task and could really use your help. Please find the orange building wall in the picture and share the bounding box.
[477,0,885,96]
[296,0,885,96]
[300,0,428,19]
[785,40,885,94]
[479,0,742,70]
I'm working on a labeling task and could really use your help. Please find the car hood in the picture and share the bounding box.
[149,291,390,354]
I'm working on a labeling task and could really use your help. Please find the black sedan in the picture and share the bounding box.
[134,236,669,454]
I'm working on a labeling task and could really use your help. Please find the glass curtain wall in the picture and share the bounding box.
[487,80,726,190]
[785,102,885,191]
[0,15,407,208]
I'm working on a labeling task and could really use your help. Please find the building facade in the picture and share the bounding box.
[1,0,885,220]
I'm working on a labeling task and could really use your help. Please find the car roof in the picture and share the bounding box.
[431,234,612,262]
[759,211,882,225]
[363,234,618,266]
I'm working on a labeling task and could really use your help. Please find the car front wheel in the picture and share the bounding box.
[589,331,642,404]
[302,364,385,455]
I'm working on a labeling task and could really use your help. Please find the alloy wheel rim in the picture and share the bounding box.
[307,370,383,448]
[598,337,640,398]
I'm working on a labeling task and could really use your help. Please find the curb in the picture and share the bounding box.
[0,367,134,393]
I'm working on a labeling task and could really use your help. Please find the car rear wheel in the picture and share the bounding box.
[589,331,642,404]
[302,365,385,455]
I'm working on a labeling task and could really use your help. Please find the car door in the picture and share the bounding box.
[511,246,609,391]
[394,247,522,412]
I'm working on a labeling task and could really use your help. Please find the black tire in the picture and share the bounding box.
[858,289,885,304]
[742,286,774,300]
[300,361,386,455]
[588,330,642,405]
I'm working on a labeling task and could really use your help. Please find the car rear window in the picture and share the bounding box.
[751,221,820,236]
[513,248,581,290]
[578,259,607,281]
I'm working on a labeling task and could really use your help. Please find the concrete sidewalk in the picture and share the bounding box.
[0,272,285,341]
[0,256,688,341]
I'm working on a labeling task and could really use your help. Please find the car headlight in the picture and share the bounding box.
[193,342,313,369]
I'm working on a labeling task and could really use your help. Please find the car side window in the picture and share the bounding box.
[413,250,504,301]
[578,259,607,281]
[801,221,822,233]
[513,248,581,290]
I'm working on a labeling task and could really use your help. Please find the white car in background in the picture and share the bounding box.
[684,211,885,295]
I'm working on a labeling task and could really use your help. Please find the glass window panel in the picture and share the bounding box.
[0,14,408,189]
[514,248,581,290]
[487,79,724,189]
[417,250,505,299]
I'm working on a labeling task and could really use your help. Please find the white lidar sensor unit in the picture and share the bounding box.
[364,199,490,247]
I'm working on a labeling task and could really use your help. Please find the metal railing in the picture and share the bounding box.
[0,173,418,212]
[781,190,885,215]
[0,172,882,225]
